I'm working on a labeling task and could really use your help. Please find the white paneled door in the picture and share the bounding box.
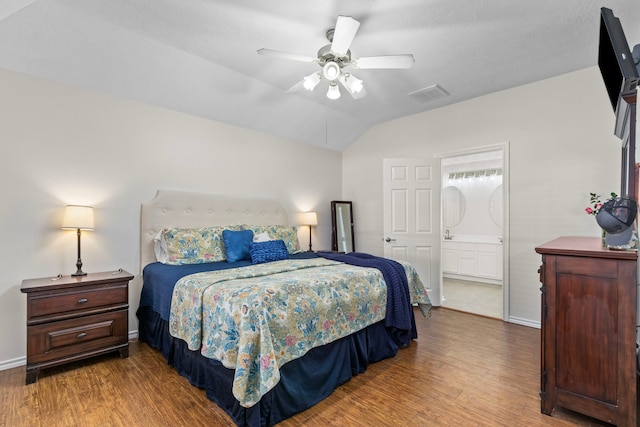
[383,158,441,305]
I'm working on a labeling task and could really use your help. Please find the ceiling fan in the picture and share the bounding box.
[258,16,414,100]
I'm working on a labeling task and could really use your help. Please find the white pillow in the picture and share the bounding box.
[253,231,272,242]
[153,230,169,263]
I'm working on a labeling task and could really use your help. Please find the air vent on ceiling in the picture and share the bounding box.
[407,84,449,104]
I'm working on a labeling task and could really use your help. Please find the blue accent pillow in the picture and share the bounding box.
[222,229,254,262]
[250,240,289,264]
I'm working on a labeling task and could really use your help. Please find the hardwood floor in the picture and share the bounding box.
[0,308,627,426]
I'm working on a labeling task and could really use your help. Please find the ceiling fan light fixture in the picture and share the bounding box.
[258,16,415,101]
[303,72,321,91]
[343,73,364,94]
[327,81,341,100]
[323,61,341,81]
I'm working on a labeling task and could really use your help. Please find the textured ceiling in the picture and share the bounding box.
[1,0,639,151]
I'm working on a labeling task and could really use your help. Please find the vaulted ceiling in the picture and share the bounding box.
[1,1,639,151]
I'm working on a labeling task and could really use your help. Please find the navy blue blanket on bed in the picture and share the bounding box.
[316,251,415,345]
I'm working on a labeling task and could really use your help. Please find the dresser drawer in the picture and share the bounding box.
[26,309,128,365]
[27,281,128,323]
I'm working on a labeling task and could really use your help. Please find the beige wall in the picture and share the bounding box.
[0,69,342,367]
[343,67,624,326]
[0,65,630,367]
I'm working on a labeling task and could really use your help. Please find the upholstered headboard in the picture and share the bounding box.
[140,190,289,271]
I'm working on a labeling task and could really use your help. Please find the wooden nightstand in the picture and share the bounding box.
[20,269,134,384]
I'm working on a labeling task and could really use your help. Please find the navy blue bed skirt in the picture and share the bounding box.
[137,306,407,426]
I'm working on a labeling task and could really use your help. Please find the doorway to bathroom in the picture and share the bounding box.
[439,145,508,320]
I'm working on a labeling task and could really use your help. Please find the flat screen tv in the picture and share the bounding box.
[598,7,639,138]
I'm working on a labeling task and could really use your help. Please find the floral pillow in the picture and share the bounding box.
[154,225,242,264]
[243,224,302,254]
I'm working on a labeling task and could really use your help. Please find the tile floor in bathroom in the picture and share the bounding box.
[441,278,503,319]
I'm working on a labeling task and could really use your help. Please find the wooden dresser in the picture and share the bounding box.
[21,269,134,384]
[535,236,637,426]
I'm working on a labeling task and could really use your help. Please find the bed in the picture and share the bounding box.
[136,190,431,426]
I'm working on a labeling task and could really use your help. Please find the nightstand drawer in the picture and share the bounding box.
[27,309,128,365]
[27,281,128,323]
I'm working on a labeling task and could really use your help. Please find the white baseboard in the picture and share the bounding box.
[443,273,502,286]
[0,329,140,372]
[0,356,25,371]
[508,316,540,329]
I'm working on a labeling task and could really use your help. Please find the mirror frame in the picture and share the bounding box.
[331,201,355,253]
[442,185,466,228]
[489,184,503,227]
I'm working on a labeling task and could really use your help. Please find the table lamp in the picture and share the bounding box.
[302,211,318,252]
[62,205,94,276]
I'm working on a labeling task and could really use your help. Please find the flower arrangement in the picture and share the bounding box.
[585,192,617,216]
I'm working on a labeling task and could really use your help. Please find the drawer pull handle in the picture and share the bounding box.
[76,332,87,339]
[77,298,88,304]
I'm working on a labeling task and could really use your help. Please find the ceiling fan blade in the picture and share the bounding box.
[331,16,360,56]
[257,48,316,63]
[353,54,415,69]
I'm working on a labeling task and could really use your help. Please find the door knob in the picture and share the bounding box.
[384,237,396,243]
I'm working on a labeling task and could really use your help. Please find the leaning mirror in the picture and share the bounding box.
[331,201,355,253]
[442,186,466,228]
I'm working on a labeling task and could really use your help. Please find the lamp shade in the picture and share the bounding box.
[326,82,341,100]
[343,73,363,94]
[303,72,321,91]
[62,205,95,230]
[302,211,318,226]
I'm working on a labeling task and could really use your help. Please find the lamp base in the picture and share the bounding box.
[72,230,87,277]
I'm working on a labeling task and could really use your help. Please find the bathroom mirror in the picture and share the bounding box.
[331,201,355,253]
[442,186,466,227]
[489,185,503,227]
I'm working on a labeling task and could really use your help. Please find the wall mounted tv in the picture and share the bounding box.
[598,7,639,138]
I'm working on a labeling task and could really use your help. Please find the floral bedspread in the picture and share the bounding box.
[169,257,430,408]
